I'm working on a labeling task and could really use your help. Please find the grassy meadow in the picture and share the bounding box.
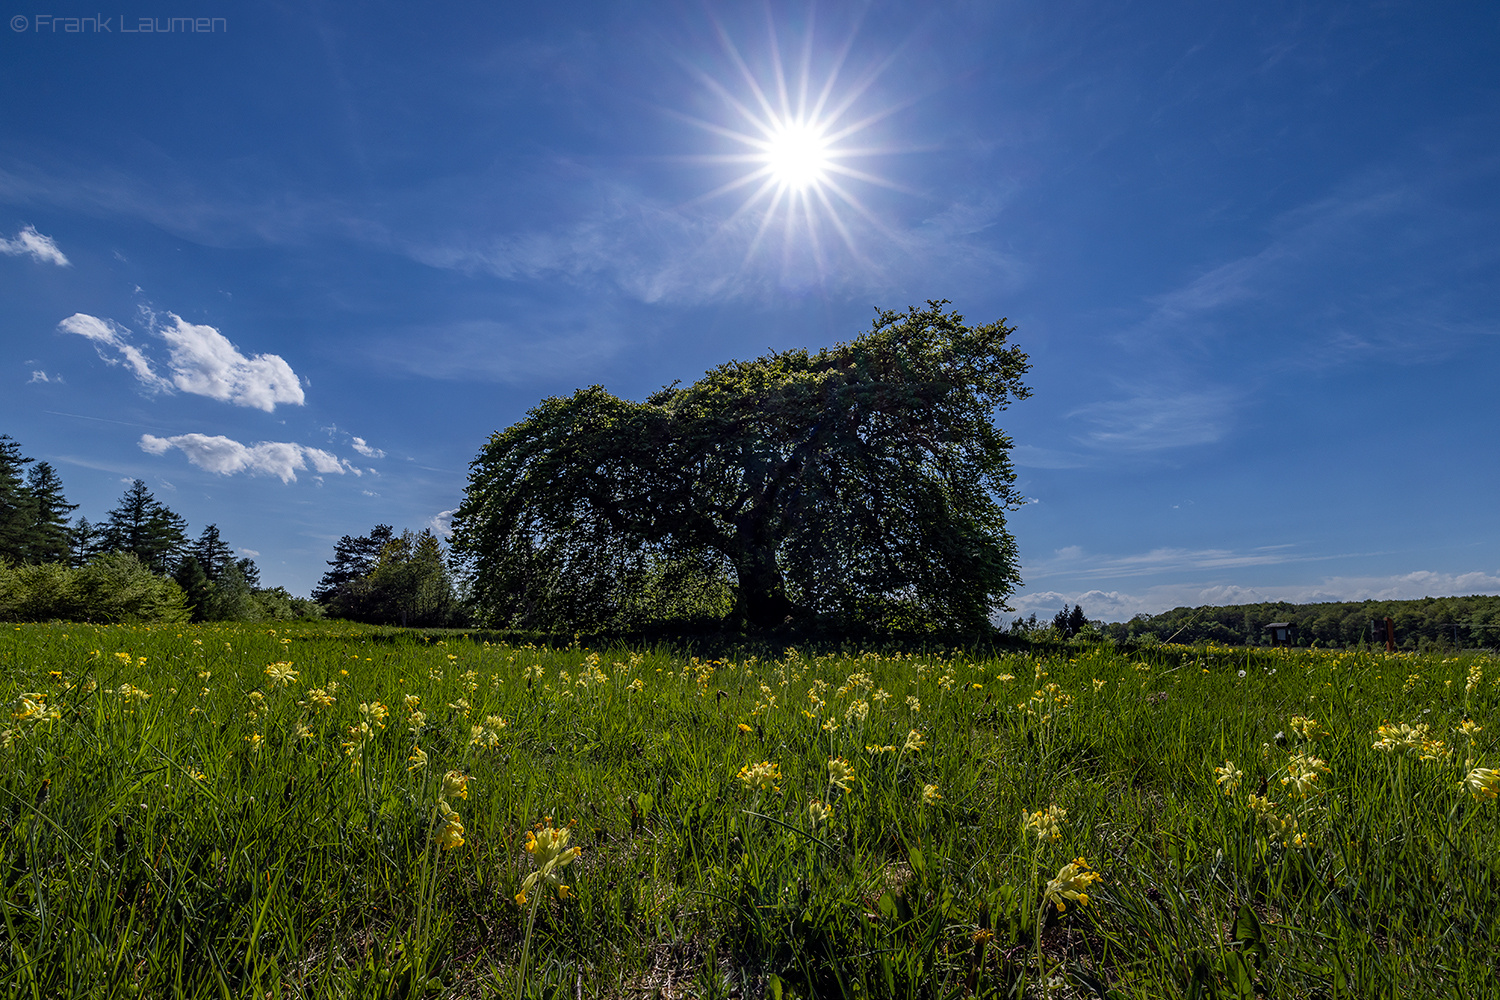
[2,622,1498,998]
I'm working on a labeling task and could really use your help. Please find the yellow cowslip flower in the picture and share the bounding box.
[808,799,832,828]
[10,694,48,724]
[903,730,926,753]
[264,662,299,687]
[737,760,782,794]
[1465,767,1500,802]
[246,733,263,753]
[409,711,427,734]
[407,745,429,771]
[922,784,942,806]
[437,800,465,851]
[359,702,388,728]
[1281,754,1328,798]
[828,757,854,792]
[441,770,470,800]
[844,699,870,723]
[996,673,1015,682]
[1043,858,1102,913]
[521,822,581,899]
[404,693,421,712]
[1289,716,1324,741]
[906,696,921,713]
[1214,760,1243,796]
[1457,719,1482,738]
[1467,663,1483,695]
[1022,804,1066,843]
[304,687,335,710]
[821,718,840,732]
[866,744,896,755]
[115,683,151,703]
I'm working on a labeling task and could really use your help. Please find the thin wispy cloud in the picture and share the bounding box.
[410,183,1022,306]
[350,436,385,459]
[57,310,304,411]
[0,224,69,266]
[1012,569,1500,623]
[1024,543,1316,582]
[1067,386,1239,452]
[139,433,359,483]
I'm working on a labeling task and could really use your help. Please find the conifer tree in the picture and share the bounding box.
[100,480,189,575]
[21,461,78,564]
[0,434,34,562]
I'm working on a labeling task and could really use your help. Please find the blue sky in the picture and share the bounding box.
[3,1,1498,620]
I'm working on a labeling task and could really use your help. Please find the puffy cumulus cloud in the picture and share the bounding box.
[0,225,69,266]
[57,310,304,411]
[139,433,360,483]
[427,509,456,539]
[153,313,304,411]
[350,436,385,458]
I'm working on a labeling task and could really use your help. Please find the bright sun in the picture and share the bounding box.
[762,119,830,191]
[671,17,903,279]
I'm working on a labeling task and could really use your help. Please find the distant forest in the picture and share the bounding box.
[1099,595,1500,650]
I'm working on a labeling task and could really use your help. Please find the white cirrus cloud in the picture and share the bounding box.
[350,436,385,458]
[0,225,69,266]
[57,310,304,411]
[58,313,172,391]
[139,433,359,483]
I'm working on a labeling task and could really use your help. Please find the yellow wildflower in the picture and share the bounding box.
[1465,766,1500,802]
[1044,858,1102,913]
[903,729,926,753]
[808,799,832,828]
[264,662,299,687]
[521,822,581,899]
[1023,804,1066,842]
[828,757,854,792]
[437,800,465,851]
[441,770,470,800]
[922,783,942,806]
[407,745,429,771]
[1214,760,1243,796]
[737,760,782,794]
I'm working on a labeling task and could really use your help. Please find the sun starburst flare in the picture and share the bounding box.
[671,15,913,286]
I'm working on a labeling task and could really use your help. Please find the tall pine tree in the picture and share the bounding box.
[21,461,78,564]
[0,434,34,562]
[100,480,188,575]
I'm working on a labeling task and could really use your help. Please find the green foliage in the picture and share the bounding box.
[0,551,191,623]
[250,586,325,621]
[100,479,189,575]
[453,301,1031,633]
[2,628,1499,997]
[322,528,461,627]
[1112,594,1500,649]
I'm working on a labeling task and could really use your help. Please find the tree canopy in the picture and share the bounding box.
[451,301,1031,633]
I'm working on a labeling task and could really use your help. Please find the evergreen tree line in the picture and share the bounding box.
[0,434,319,623]
[1101,595,1500,650]
[311,524,462,628]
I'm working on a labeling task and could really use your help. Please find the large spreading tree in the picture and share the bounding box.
[450,302,1031,632]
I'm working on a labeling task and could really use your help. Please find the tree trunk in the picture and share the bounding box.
[733,544,793,629]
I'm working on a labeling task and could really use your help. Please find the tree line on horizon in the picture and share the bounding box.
[1102,596,1500,650]
[0,433,318,623]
